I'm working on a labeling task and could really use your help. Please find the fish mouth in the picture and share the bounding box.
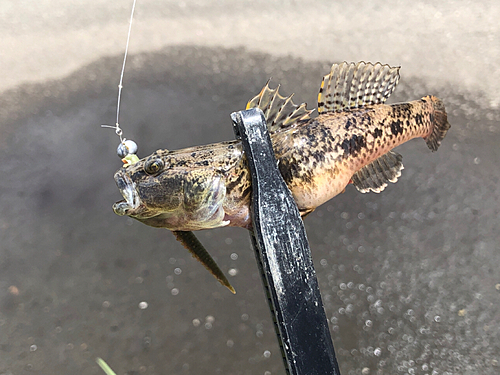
[113,170,141,216]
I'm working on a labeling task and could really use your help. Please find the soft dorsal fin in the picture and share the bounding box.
[318,62,400,113]
[246,80,314,133]
[352,150,404,193]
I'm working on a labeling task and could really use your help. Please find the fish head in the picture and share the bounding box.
[112,150,228,231]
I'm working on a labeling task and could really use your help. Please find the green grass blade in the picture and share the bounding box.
[96,357,117,375]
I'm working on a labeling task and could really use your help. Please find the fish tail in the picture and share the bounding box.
[423,95,451,151]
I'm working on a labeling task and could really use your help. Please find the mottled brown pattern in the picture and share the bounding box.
[113,95,449,231]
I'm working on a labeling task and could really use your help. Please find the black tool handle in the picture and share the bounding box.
[231,108,341,375]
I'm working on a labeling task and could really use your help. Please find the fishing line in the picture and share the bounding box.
[101,0,139,164]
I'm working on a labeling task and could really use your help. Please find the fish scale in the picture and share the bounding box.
[112,62,451,292]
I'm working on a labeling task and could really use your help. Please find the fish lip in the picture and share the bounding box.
[113,170,140,215]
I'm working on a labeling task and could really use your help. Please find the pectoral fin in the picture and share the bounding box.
[172,230,236,294]
[352,150,404,193]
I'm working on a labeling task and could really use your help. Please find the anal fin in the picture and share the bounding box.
[352,151,404,193]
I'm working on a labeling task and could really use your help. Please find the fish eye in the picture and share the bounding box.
[144,158,165,175]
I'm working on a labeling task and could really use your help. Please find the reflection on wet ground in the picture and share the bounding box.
[1,46,499,374]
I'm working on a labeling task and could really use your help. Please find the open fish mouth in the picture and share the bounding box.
[113,170,140,216]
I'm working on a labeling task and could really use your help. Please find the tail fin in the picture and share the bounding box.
[423,95,451,151]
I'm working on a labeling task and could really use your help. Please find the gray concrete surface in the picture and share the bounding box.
[1,1,499,374]
[1,0,500,107]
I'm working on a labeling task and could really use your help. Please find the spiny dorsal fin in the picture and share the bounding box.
[246,80,314,133]
[318,62,400,113]
[352,150,404,193]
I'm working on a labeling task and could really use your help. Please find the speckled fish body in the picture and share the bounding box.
[112,62,450,291]
[113,62,450,231]
[273,95,447,210]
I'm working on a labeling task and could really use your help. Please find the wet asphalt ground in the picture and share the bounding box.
[1,2,500,375]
